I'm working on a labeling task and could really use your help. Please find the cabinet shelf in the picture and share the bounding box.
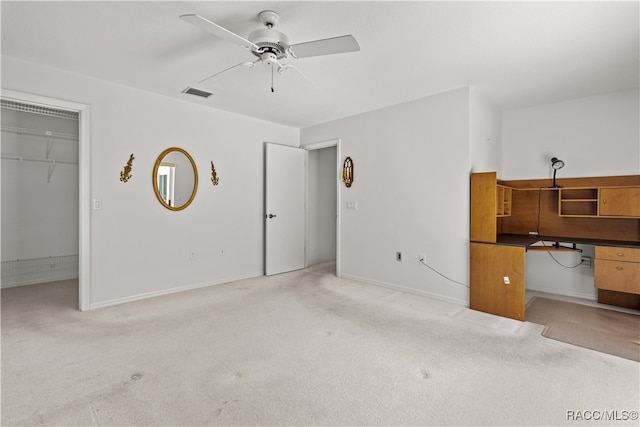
[496,185,512,217]
[559,188,599,217]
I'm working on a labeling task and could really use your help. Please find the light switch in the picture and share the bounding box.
[347,201,358,210]
[93,199,102,210]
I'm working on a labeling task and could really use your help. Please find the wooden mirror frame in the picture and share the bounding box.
[152,147,198,211]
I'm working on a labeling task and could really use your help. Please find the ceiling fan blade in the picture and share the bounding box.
[180,14,259,51]
[278,63,320,90]
[198,59,260,84]
[289,35,360,58]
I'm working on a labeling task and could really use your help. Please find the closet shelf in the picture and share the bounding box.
[1,125,78,141]
[2,154,78,183]
[1,154,78,165]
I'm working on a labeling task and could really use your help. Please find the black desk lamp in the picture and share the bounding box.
[550,157,564,188]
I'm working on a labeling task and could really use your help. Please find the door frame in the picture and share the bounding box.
[303,139,341,277]
[1,89,91,311]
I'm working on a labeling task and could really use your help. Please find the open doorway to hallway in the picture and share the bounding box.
[306,143,338,272]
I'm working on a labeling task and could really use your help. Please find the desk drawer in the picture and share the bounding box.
[595,246,640,263]
[594,259,640,294]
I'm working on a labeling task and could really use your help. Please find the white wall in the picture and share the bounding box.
[469,87,503,176]
[503,89,639,180]
[2,56,299,307]
[307,146,337,266]
[502,89,640,300]
[301,87,474,306]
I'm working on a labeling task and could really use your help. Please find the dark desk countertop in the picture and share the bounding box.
[472,234,640,249]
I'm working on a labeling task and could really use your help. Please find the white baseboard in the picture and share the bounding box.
[89,271,264,310]
[339,273,468,307]
[1,274,79,289]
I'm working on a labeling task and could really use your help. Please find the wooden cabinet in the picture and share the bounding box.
[595,246,640,295]
[599,187,640,217]
[470,172,513,242]
[558,185,639,218]
[470,243,526,321]
[471,172,640,318]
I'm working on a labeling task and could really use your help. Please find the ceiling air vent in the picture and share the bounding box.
[182,87,213,98]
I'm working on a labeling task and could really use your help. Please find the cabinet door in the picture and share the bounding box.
[595,259,640,294]
[470,172,497,242]
[470,243,526,321]
[599,187,640,217]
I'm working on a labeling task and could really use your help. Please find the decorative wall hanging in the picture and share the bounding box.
[120,154,134,183]
[342,156,354,188]
[210,161,220,186]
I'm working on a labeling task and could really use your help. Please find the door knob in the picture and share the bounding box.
[268,214,277,219]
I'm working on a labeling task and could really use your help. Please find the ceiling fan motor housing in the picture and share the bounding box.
[249,28,290,59]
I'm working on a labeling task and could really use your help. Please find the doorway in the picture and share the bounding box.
[1,90,90,310]
[305,139,340,275]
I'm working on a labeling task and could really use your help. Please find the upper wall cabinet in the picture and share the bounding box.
[599,187,640,218]
[470,172,514,242]
[559,185,639,218]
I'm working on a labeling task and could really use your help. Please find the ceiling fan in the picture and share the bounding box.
[180,10,360,91]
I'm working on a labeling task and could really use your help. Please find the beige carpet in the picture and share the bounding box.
[2,263,639,426]
[526,297,640,362]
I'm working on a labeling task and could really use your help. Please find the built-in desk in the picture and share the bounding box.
[495,233,640,250]
[470,172,640,321]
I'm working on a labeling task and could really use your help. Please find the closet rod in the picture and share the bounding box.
[1,125,78,141]
[1,155,78,165]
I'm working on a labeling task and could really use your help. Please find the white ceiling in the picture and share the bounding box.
[2,1,638,128]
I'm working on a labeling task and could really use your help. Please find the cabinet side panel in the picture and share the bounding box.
[470,172,497,242]
[470,243,525,321]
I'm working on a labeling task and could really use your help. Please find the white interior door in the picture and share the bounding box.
[265,143,306,276]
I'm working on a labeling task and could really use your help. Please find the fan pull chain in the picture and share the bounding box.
[271,66,275,93]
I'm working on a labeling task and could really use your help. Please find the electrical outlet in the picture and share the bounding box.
[580,256,591,268]
[396,252,402,262]
[503,276,510,285]
[189,251,197,260]
[418,254,426,263]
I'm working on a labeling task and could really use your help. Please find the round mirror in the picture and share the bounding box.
[152,147,198,211]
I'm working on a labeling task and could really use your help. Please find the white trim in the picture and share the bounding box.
[1,89,91,311]
[89,272,263,310]
[340,272,469,307]
[302,139,339,151]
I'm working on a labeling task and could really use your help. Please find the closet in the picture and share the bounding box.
[1,99,79,288]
